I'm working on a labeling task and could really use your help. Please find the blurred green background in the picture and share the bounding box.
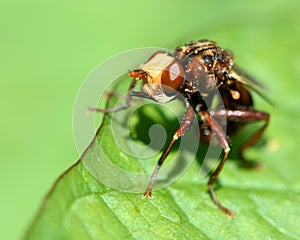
[1,0,299,239]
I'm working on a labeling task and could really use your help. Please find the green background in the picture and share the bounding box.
[1,0,300,239]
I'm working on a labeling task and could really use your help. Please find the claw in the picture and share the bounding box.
[225,209,236,220]
[85,107,94,114]
[142,191,153,199]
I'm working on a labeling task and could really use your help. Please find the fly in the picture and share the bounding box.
[89,40,270,217]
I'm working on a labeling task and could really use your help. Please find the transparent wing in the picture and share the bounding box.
[232,66,274,106]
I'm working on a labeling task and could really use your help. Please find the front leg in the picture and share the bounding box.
[143,106,195,198]
[88,70,152,113]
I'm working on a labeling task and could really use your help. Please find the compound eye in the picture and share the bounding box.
[161,60,184,93]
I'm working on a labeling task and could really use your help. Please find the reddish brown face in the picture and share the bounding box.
[130,51,185,102]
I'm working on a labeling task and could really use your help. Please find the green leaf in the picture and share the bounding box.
[25,76,300,239]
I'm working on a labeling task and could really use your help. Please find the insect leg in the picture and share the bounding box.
[87,78,139,113]
[200,111,234,217]
[143,106,195,198]
[211,110,270,167]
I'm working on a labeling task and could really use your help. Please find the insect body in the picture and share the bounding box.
[89,40,270,217]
